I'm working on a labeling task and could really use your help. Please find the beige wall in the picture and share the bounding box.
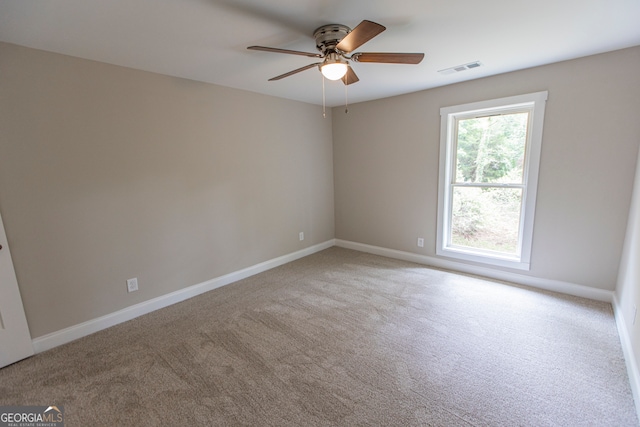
[617,148,640,375]
[2,40,639,340]
[333,46,640,290]
[0,42,335,338]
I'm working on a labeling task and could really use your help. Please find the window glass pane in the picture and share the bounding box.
[455,112,528,184]
[451,186,523,255]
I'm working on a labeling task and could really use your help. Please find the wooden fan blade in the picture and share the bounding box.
[341,66,359,85]
[247,46,322,58]
[336,20,385,53]
[268,63,321,81]
[352,52,424,64]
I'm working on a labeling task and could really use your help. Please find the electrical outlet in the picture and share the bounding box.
[127,278,138,293]
[417,237,424,248]
[299,232,304,241]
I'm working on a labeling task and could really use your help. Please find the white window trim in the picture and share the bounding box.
[436,91,548,270]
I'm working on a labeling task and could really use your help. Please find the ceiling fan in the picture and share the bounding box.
[247,20,424,85]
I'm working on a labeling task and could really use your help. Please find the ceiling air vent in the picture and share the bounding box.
[438,61,483,75]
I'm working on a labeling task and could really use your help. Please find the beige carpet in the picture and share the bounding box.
[0,247,636,426]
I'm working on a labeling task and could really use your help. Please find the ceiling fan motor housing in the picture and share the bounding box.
[313,24,351,55]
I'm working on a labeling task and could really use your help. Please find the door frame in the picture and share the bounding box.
[0,210,33,368]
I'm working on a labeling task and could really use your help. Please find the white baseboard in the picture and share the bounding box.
[32,240,335,353]
[613,294,640,424]
[335,239,614,302]
[32,238,614,353]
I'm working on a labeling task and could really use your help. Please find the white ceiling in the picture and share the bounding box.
[1,0,639,107]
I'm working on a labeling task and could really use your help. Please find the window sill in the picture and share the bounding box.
[436,246,531,271]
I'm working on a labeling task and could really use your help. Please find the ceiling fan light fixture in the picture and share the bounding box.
[321,62,348,80]
[320,53,348,80]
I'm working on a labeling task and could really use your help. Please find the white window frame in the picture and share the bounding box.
[436,91,548,270]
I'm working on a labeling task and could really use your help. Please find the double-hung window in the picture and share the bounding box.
[436,91,547,270]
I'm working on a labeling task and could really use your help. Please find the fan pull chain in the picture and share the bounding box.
[322,75,326,119]
[344,77,349,114]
